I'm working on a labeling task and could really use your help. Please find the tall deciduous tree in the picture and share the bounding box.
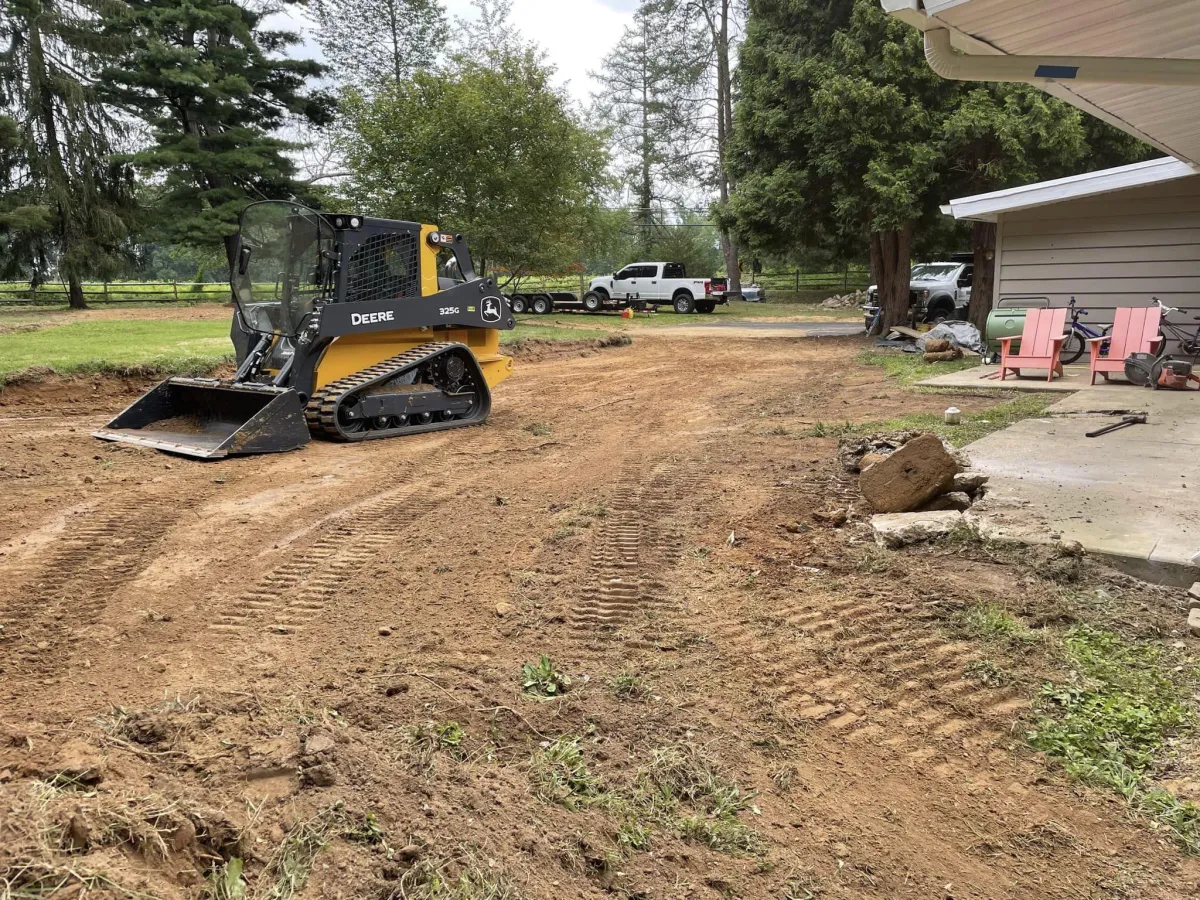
[339,49,608,282]
[98,0,333,271]
[730,0,1148,333]
[310,0,447,86]
[591,4,707,249]
[0,0,135,308]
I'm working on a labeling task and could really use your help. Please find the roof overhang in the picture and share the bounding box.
[882,0,1200,168]
[943,156,1200,222]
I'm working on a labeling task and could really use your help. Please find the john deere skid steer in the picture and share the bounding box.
[94,201,515,458]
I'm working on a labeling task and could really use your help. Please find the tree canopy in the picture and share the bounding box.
[98,0,333,268]
[311,0,447,86]
[339,48,609,281]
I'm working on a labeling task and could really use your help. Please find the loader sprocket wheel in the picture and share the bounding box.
[305,342,491,443]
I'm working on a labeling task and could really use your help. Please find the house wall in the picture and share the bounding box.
[996,175,1200,353]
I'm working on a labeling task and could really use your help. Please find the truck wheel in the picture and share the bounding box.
[925,300,954,324]
[582,291,604,313]
[532,295,552,315]
[510,295,528,314]
[697,299,716,314]
[673,292,695,314]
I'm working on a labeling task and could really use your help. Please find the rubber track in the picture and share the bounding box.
[305,342,485,442]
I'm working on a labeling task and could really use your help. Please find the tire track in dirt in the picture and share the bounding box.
[707,592,1028,758]
[0,496,198,679]
[571,461,705,647]
[208,487,448,635]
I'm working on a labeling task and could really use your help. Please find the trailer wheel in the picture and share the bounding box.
[532,295,552,315]
[673,292,696,314]
[582,291,604,313]
[511,295,528,314]
[697,299,716,314]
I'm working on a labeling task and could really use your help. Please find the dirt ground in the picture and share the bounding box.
[1,332,1197,899]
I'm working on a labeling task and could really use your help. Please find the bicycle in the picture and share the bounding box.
[1150,297,1200,357]
[1059,296,1110,365]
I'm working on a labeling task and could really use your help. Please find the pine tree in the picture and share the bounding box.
[311,0,447,86]
[98,0,333,271]
[591,3,705,252]
[0,0,136,308]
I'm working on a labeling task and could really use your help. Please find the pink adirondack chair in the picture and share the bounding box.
[999,307,1069,382]
[1088,306,1162,385]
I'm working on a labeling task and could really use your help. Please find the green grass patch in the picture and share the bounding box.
[804,393,1055,447]
[0,319,233,382]
[1029,626,1200,851]
[861,349,981,384]
[532,737,606,811]
[502,322,612,344]
[393,852,524,899]
[954,602,1040,646]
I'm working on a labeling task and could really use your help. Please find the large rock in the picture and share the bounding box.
[859,433,959,513]
[871,511,965,549]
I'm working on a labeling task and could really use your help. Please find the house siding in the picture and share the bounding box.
[996,175,1200,349]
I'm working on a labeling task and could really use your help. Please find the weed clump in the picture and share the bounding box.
[520,656,571,698]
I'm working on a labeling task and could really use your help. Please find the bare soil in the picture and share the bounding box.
[1,332,1197,899]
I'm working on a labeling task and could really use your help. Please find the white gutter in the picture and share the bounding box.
[925,28,1200,88]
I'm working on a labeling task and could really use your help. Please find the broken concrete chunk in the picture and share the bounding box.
[921,492,973,512]
[859,433,960,513]
[871,511,965,549]
[859,452,889,471]
[1189,608,1200,638]
[953,471,989,495]
[1189,582,1200,603]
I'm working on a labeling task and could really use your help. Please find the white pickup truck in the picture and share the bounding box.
[583,262,728,314]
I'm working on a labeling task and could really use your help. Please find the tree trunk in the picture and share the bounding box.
[67,273,88,310]
[873,224,913,334]
[713,0,741,297]
[224,233,241,282]
[968,221,997,332]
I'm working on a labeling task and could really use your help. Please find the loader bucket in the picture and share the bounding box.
[93,378,312,459]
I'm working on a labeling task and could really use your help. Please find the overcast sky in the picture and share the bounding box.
[276,0,638,107]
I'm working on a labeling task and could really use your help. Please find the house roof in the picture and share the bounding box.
[942,156,1200,221]
[882,0,1200,167]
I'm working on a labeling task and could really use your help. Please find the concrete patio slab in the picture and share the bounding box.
[919,364,1095,391]
[965,386,1200,584]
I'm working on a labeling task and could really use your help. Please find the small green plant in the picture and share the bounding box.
[409,721,467,765]
[616,819,653,852]
[676,814,762,854]
[533,737,602,810]
[394,852,523,899]
[687,546,711,559]
[802,421,853,438]
[608,674,650,701]
[955,603,1038,645]
[965,658,1013,688]
[521,655,571,698]
[525,421,552,437]
[203,858,246,900]
[548,525,578,544]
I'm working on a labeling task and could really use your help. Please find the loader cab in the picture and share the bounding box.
[232,201,337,341]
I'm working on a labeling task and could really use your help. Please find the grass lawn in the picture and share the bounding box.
[0,315,621,385]
[0,320,234,383]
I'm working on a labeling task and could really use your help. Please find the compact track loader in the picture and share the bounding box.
[95,201,515,458]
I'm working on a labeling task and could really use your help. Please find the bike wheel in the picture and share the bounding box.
[1060,329,1086,366]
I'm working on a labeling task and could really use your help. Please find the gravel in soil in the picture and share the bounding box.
[1,332,1197,899]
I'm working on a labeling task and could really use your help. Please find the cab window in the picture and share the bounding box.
[663,263,685,278]
[615,268,634,280]
[634,265,658,278]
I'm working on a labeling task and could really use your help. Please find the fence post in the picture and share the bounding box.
[794,271,800,293]
[173,282,179,302]
[31,284,36,304]
[103,281,110,303]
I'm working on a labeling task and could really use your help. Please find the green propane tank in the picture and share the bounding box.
[985,308,1027,353]
[985,298,1050,354]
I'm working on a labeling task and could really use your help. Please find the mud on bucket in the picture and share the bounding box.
[93,377,312,459]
